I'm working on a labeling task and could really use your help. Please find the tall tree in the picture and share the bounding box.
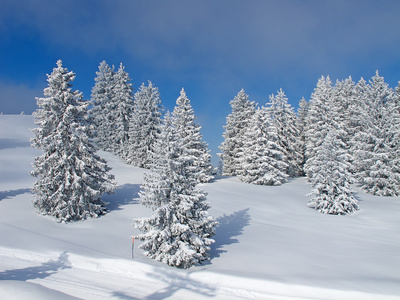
[296,97,308,176]
[267,89,302,177]
[124,81,163,168]
[353,72,400,196]
[219,89,256,176]
[307,130,359,215]
[172,88,213,183]
[113,63,134,157]
[134,112,217,268]
[31,60,116,222]
[90,61,115,150]
[238,106,288,185]
[304,76,334,180]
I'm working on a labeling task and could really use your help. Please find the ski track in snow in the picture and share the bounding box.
[1,115,400,300]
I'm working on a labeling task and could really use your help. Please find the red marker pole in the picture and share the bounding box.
[131,236,135,259]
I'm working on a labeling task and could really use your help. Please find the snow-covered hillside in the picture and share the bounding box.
[1,115,399,299]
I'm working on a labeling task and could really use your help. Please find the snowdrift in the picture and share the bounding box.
[0,115,399,299]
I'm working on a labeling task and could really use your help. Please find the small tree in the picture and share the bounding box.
[172,88,213,183]
[134,112,217,268]
[238,106,288,185]
[31,60,116,222]
[296,97,308,176]
[125,81,163,168]
[219,89,256,176]
[307,130,359,215]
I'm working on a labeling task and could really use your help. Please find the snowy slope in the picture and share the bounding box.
[0,115,399,300]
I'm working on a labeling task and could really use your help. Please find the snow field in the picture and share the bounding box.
[1,115,400,299]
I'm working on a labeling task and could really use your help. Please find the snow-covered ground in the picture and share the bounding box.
[0,114,399,300]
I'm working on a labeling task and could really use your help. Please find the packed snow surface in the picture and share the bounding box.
[0,115,399,299]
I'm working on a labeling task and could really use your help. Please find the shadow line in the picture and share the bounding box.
[104,184,141,212]
[210,208,251,259]
[0,251,71,281]
[143,268,216,299]
[0,188,31,201]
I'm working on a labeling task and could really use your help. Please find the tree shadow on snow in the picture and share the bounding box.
[0,188,31,201]
[0,251,71,281]
[105,184,141,212]
[0,138,31,150]
[110,291,141,300]
[140,268,216,299]
[210,208,251,259]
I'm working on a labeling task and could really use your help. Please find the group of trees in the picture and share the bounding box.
[30,59,399,266]
[31,60,216,268]
[219,72,400,215]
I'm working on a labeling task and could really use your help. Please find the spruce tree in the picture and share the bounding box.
[353,72,400,196]
[238,106,288,185]
[134,112,217,268]
[172,88,213,183]
[125,81,163,168]
[307,130,359,215]
[90,60,115,150]
[219,89,256,176]
[267,89,302,177]
[31,60,116,222]
[113,63,134,158]
[90,61,133,156]
[304,76,334,180]
[296,97,308,176]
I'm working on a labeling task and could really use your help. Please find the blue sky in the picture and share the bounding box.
[1,0,400,164]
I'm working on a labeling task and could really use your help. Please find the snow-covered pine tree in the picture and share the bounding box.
[267,89,302,177]
[172,88,213,183]
[353,71,400,196]
[219,89,256,176]
[332,77,356,142]
[124,81,163,168]
[307,130,359,215]
[348,77,369,173]
[134,112,217,268]
[296,97,308,176]
[238,106,288,185]
[90,60,115,150]
[304,76,334,181]
[113,63,134,158]
[31,60,116,222]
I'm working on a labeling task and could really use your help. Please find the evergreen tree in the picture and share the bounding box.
[304,76,334,180]
[134,112,217,268]
[267,89,302,177]
[348,77,369,173]
[307,130,359,215]
[113,63,134,157]
[238,106,288,185]
[31,60,116,222]
[90,60,115,150]
[125,81,163,168]
[172,88,213,183]
[219,89,256,176]
[353,72,400,196]
[90,61,133,156]
[296,97,308,176]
